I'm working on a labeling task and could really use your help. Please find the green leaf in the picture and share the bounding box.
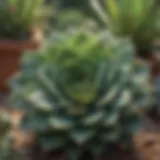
[97,84,120,107]
[40,136,66,151]
[26,90,54,112]
[105,0,120,21]
[70,129,95,144]
[103,112,119,126]
[49,117,74,130]
[102,129,120,141]
[116,89,132,108]
[21,116,48,132]
[82,111,104,126]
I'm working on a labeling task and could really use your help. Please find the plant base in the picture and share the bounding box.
[26,143,137,160]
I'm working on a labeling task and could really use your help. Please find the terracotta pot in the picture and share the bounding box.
[0,29,42,93]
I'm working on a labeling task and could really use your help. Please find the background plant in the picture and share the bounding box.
[0,0,51,39]
[90,0,160,55]
[9,29,152,159]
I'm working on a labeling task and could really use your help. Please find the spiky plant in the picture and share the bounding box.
[90,0,160,57]
[0,112,19,160]
[0,0,51,39]
[9,29,152,159]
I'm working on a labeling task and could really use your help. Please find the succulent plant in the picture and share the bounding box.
[0,112,19,160]
[9,29,152,159]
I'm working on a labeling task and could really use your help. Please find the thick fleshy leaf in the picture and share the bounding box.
[82,111,104,126]
[66,105,87,116]
[97,85,120,107]
[40,136,66,151]
[49,117,74,130]
[21,116,49,132]
[26,90,54,112]
[66,83,97,104]
[70,129,95,145]
[101,128,120,141]
[116,89,132,108]
[103,112,119,126]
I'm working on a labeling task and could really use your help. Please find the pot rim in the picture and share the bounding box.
[0,28,43,53]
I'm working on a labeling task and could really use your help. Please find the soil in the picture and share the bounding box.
[1,96,160,160]
[134,114,160,160]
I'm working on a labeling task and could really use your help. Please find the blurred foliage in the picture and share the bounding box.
[91,0,160,53]
[0,0,52,39]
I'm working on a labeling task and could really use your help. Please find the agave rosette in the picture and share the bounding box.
[9,29,152,154]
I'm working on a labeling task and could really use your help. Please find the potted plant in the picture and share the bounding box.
[9,28,152,160]
[0,0,50,92]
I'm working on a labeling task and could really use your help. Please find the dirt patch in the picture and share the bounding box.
[2,106,160,160]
